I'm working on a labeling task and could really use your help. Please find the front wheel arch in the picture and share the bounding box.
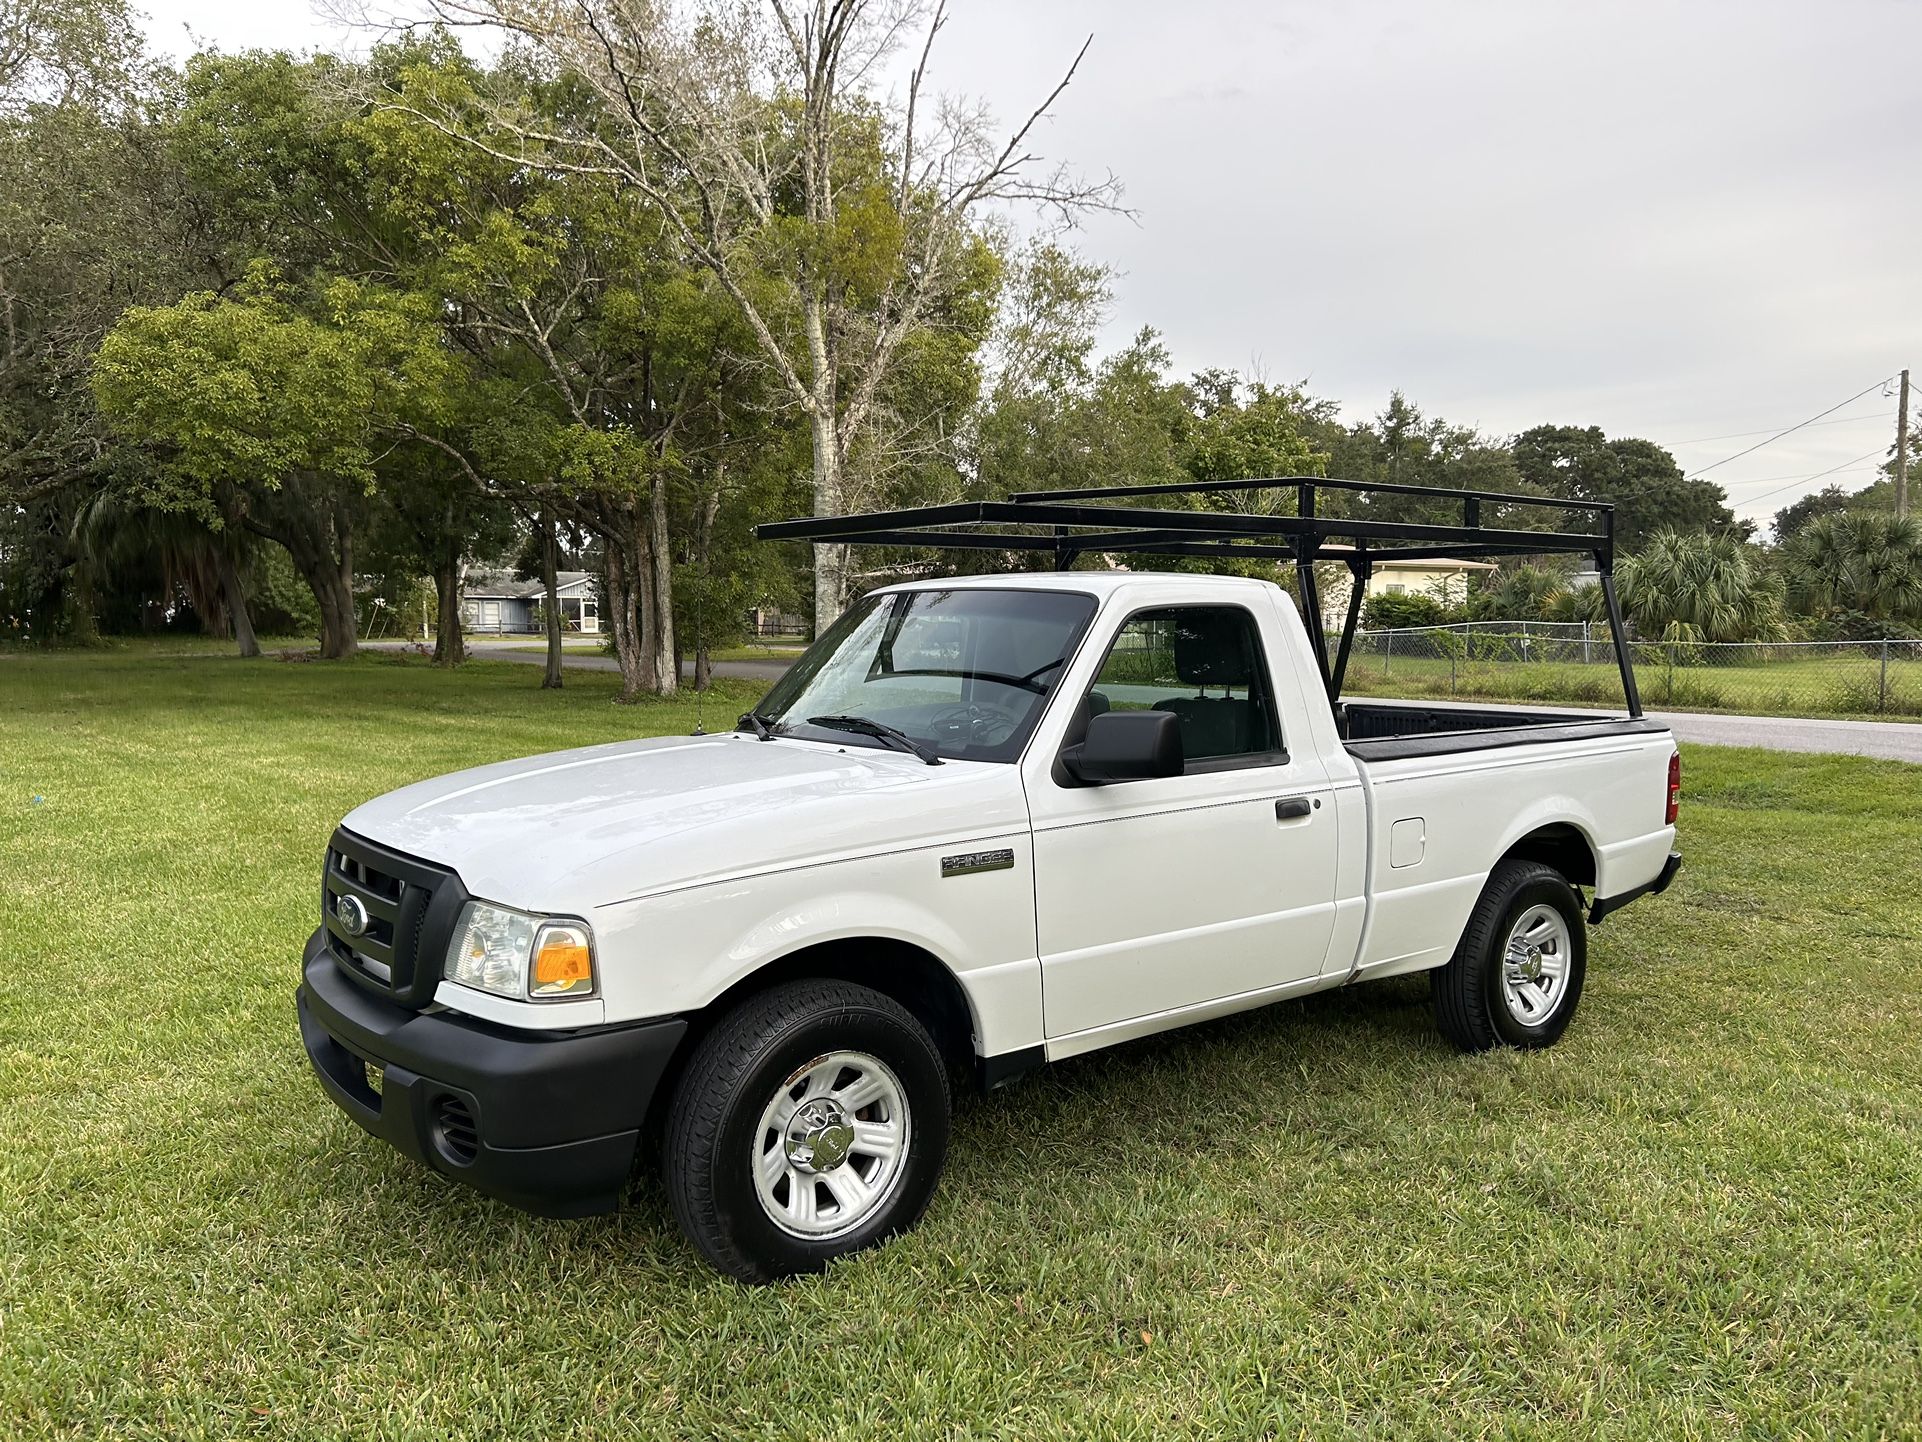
[638,937,978,1169]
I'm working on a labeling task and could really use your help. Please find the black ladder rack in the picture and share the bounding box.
[755,476,1643,717]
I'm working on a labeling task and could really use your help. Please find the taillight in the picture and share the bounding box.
[1665,751,1681,826]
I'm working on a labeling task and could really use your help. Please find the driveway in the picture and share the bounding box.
[370,641,1922,762]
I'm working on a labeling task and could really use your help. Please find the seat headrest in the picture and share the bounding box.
[1172,611,1254,688]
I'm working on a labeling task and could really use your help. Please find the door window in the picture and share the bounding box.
[1085,606,1284,768]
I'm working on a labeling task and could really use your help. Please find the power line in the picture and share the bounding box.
[1687,377,1897,478]
[1670,407,1892,447]
[1724,463,1883,490]
[1736,448,1888,511]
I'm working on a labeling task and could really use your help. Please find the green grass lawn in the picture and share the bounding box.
[1339,650,1922,720]
[3,647,1920,1439]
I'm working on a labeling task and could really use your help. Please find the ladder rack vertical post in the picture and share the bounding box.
[1598,511,1642,716]
[1330,556,1370,700]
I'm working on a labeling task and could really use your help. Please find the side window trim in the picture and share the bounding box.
[1059,602,1291,779]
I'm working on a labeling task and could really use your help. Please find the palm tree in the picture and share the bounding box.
[1784,511,1922,622]
[1616,530,1784,642]
[70,491,261,656]
[1469,564,1566,622]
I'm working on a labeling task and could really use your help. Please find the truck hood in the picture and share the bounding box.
[339,732,1030,914]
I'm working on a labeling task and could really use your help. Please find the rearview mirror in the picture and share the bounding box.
[1064,709,1184,783]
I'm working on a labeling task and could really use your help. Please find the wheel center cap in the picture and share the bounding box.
[783,1098,855,1173]
[1522,946,1543,981]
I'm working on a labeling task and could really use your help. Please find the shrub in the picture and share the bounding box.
[1363,591,1446,630]
[1803,609,1922,644]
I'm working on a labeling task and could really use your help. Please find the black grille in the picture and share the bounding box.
[320,828,469,1008]
[433,1095,480,1165]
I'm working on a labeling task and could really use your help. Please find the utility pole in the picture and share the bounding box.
[1897,368,1910,518]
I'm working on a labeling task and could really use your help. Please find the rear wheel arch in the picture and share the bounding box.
[1498,821,1597,891]
[1433,857,1589,1052]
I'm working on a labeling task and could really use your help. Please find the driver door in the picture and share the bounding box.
[1027,603,1340,1046]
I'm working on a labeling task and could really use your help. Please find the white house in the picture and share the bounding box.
[461,570,601,635]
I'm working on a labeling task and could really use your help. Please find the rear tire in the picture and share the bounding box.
[662,979,951,1283]
[1431,859,1587,1052]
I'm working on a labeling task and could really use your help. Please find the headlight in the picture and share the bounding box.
[442,902,597,1001]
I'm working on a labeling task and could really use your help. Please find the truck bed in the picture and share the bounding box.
[1339,699,1670,761]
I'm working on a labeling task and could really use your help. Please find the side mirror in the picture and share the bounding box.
[1064,709,1184,783]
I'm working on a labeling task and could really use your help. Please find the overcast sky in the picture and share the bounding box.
[138,0,1922,533]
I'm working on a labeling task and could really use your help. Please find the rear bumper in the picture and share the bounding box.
[296,929,687,1217]
[1588,850,1682,926]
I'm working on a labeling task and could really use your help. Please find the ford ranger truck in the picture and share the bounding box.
[297,573,1681,1281]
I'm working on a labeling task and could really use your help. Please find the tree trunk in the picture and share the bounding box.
[693,482,720,692]
[432,549,464,666]
[304,561,357,659]
[642,471,676,695]
[217,548,260,658]
[242,478,357,657]
[540,511,564,690]
[327,502,358,659]
[809,405,847,636]
[604,529,645,703]
[66,555,101,645]
[278,526,356,658]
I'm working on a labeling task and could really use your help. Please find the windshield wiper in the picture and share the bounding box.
[737,710,784,741]
[806,714,943,766]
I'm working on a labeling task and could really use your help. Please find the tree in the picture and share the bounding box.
[68,490,262,655]
[0,8,204,640]
[1512,424,1741,552]
[0,0,143,116]
[352,39,811,697]
[971,248,1186,505]
[1772,478,1897,544]
[407,0,1117,629]
[1616,530,1784,642]
[359,443,515,666]
[1179,371,1329,486]
[1319,393,1525,524]
[1468,564,1567,622]
[1784,511,1922,622]
[92,273,463,657]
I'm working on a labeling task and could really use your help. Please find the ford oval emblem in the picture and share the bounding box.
[336,894,370,937]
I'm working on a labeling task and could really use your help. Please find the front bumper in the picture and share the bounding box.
[296,929,687,1217]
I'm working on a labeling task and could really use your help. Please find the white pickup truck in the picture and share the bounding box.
[298,566,1681,1282]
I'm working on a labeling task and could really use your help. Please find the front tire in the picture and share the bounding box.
[662,979,951,1283]
[1431,859,1587,1052]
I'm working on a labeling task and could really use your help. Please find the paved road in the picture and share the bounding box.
[372,641,1922,763]
[1649,709,1922,763]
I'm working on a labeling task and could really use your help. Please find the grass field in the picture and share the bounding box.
[1338,650,1922,720]
[3,647,1920,1439]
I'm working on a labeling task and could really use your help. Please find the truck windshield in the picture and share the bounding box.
[750,588,1097,763]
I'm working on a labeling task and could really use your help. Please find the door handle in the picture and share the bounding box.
[1275,796,1314,820]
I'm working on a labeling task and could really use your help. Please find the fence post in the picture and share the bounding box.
[1383,630,1394,678]
[1666,639,1676,703]
[1451,647,1458,695]
[1880,639,1890,714]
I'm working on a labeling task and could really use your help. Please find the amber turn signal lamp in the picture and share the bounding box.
[530,924,594,997]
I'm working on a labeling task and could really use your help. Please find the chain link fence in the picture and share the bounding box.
[1335,622,1922,718]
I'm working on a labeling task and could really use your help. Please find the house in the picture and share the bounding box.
[461,570,601,634]
[1321,556,1499,623]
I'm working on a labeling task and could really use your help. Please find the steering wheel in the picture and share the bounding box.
[928,702,1020,747]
